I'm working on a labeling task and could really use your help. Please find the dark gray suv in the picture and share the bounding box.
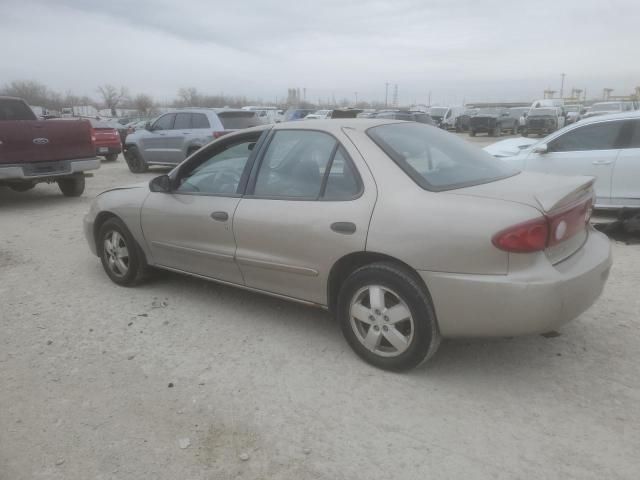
[123,108,259,173]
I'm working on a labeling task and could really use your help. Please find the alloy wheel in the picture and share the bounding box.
[349,285,415,357]
[103,230,130,278]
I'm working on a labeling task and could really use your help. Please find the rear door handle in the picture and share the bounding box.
[592,160,613,165]
[211,211,229,222]
[331,222,356,234]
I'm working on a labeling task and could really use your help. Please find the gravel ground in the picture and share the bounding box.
[1,133,639,479]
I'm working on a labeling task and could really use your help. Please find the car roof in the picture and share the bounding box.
[273,118,403,133]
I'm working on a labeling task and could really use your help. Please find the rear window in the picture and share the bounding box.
[0,98,37,121]
[367,123,518,191]
[217,111,259,129]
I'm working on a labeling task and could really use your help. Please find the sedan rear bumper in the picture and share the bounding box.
[420,229,612,337]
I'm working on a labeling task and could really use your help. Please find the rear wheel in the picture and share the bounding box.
[98,217,149,286]
[125,147,148,173]
[337,262,441,371]
[104,153,118,162]
[57,174,85,197]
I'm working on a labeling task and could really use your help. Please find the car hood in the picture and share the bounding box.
[446,171,595,213]
[483,137,537,157]
[98,182,148,196]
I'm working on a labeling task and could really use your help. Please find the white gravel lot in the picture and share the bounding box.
[1,133,639,479]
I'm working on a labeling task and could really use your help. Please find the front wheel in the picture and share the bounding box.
[57,174,85,197]
[104,153,118,162]
[337,262,441,371]
[98,217,149,286]
[124,147,148,173]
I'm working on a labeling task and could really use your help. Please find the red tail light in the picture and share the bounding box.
[492,217,549,253]
[493,196,593,253]
[89,126,96,144]
[213,130,230,139]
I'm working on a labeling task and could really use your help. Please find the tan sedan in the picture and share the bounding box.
[84,120,612,371]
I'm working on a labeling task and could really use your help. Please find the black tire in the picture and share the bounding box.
[98,217,149,286]
[104,153,118,162]
[125,146,148,173]
[57,174,85,197]
[469,130,476,137]
[337,262,441,371]
[9,182,35,192]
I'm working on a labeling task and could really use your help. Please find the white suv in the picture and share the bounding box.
[500,111,640,210]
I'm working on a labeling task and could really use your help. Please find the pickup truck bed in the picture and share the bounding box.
[0,96,100,196]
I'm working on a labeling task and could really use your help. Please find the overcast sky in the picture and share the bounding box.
[1,0,638,105]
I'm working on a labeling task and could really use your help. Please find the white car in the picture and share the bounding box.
[499,110,640,210]
[305,110,332,120]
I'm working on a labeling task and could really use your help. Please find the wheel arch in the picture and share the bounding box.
[326,251,431,315]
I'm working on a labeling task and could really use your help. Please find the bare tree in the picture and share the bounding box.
[133,93,154,116]
[97,84,129,116]
[177,87,200,107]
[0,80,50,106]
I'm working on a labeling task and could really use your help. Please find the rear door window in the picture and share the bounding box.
[217,111,259,129]
[548,121,625,152]
[322,147,361,200]
[173,113,191,130]
[253,130,337,198]
[192,113,210,129]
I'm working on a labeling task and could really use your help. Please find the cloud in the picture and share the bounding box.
[0,0,638,105]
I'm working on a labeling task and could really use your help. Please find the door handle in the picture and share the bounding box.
[331,222,356,234]
[592,160,613,165]
[211,211,229,222]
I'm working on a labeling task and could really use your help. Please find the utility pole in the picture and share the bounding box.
[385,83,389,108]
[354,92,358,105]
[560,73,566,99]
[428,90,432,106]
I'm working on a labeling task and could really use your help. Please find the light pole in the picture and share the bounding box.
[385,82,389,107]
[354,92,358,105]
[560,73,566,99]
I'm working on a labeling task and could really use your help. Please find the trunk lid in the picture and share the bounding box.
[449,172,595,264]
[0,119,95,164]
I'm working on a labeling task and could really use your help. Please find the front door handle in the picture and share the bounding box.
[592,160,613,165]
[211,211,229,222]
[331,222,356,234]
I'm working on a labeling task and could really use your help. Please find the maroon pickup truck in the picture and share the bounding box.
[0,96,100,196]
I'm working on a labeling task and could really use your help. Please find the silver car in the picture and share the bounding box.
[84,119,612,371]
[123,108,260,173]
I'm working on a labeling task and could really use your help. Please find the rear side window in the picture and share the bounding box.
[549,121,624,152]
[153,113,175,130]
[217,111,259,129]
[173,113,191,130]
[367,122,517,191]
[0,99,37,121]
[192,113,210,129]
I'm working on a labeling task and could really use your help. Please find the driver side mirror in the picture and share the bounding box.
[532,144,548,154]
[149,174,172,193]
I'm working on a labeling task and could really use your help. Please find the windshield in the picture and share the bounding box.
[591,103,622,112]
[367,122,517,191]
[529,108,555,116]
[429,107,448,116]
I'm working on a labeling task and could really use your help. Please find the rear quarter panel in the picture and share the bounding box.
[344,128,542,275]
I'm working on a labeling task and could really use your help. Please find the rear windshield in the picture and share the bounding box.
[217,111,260,129]
[0,98,37,121]
[367,123,518,191]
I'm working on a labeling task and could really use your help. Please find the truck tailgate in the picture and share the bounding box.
[0,119,95,164]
